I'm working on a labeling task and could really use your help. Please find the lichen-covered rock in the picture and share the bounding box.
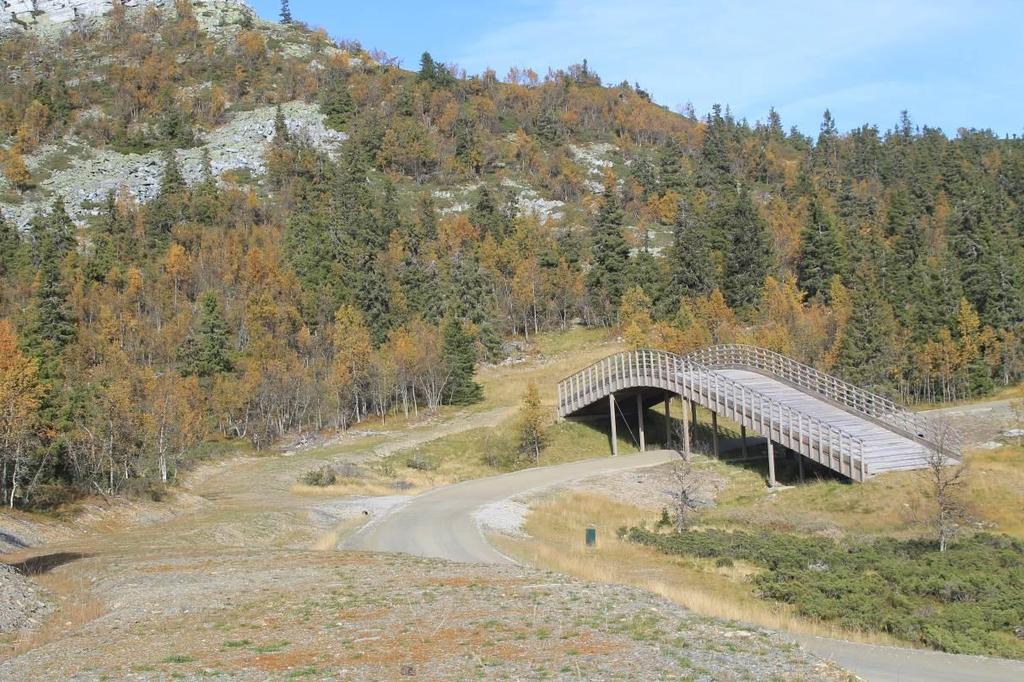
[0,0,253,35]
[1,101,347,227]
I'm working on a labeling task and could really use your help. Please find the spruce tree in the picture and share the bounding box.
[722,188,771,310]
[796,198,843,301]
[22,208,75,379]
[0,211,23,278]
[834,270,901,392]
[697,104,732,187]
[586,183,630,323]
[146,151,187,250]
[658,137,686,195]
[319,78,355,132]
[178,291,232,378]
[273,104,289,143]
[469,185,510,238]
[356,256,395,347]
[279,0,292,24]
[443,317,482,405]
[668,203,715,304]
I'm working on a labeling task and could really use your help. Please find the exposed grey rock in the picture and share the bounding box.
[0,562,51,634]
[0,0,252,35]
[1,101,347,227]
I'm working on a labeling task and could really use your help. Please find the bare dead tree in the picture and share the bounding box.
[920,421,970,552]
[667,457,718,532]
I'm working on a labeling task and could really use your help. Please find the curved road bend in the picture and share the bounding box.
[344,450,677,563]
[344,451,1024,682]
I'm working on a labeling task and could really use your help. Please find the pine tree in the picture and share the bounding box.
[356,256,395,347]
[627,246,665,308]
[658,137,687,195]
[178,291,232,378]
[834,270,901,392]
[273,104,289,143]
[698,104,732,187]
[0,211,24,278]
[443,317,482,405]
[279,0,292,24]
[146,151,187,249]
[319,78,355,132]
[796,198,843,301]
[22,207,75,379]
[722,188,771,310]
[586,183,630,323]
[469,185,509,238]
[668,203,715,304]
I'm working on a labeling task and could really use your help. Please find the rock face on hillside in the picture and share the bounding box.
[0,0,249,33]
[0,101,348,227]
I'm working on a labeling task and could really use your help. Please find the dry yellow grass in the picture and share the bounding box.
[8,569,106,657]
[476,327,623,411]
[496,491,905,646]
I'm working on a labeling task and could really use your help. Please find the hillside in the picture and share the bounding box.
[0,0,1023,508]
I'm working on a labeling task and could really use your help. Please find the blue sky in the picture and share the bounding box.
[249,1,1023,137]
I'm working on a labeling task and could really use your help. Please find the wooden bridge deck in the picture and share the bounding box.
[718,369,931,474]
[557,347,961,482]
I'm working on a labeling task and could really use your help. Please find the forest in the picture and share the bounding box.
[0,1,1022,507]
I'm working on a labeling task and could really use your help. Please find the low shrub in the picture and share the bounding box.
[300,466,337,487]
[406,453,439,471]
[624,526,1024,659]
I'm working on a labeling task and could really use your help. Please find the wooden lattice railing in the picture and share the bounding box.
[686,345,962,459]
[557,349,871,480]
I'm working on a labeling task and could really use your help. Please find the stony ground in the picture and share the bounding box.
[1,548,844,680]
[0,409,849,680]
[0,562,51,636]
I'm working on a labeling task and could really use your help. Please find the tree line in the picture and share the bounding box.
[1,4,1023,506]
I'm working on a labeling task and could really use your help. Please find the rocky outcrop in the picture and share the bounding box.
[0,101,347,227]
[0,0,251,34]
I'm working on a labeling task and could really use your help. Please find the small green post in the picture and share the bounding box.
[585,526,597,547]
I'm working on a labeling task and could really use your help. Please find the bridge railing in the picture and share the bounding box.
[557,349,869,479]
[686,344,962,459]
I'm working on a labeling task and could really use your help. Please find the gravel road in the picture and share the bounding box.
[344,451,678,562]
[348,449,1024,682]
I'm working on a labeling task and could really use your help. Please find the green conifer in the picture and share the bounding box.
[443,317,483,405]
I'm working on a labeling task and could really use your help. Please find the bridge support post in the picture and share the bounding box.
[741,425,748,458]
[609,394,618,457]
[663,391,672,449]
[690,401,697,432]
[681,399,691,461]
[797,451,804,483]
[636,393,646,453]
[767,439,777,488]
[711,411,719,459]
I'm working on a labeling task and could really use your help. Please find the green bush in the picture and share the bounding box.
[299,466,337,487]
[624,527,1024,659]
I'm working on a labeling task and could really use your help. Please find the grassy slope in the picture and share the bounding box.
[291,328,631,496]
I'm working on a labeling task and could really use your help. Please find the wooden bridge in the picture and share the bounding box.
[556,346,962,484]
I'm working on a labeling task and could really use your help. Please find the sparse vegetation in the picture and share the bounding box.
[623,526,1024,658]
[299,465,337,487]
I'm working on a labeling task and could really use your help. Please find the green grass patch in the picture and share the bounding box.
[162,654,195,664]
[250,641,290,654]
[624,526,1024,659]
